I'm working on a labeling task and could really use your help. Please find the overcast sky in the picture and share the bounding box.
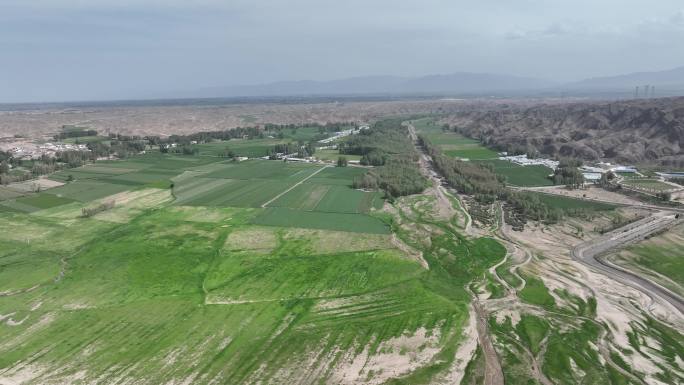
[2,0,684,103]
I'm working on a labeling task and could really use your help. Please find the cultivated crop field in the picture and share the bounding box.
[194,138,286,157]
[0,144,509,384]
[621,178,675,192]
[412,119,555,187]
[4,119,678,385]
[411,117,499,161]
[476,159,554,187]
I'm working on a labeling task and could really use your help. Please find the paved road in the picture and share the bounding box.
[571,212,684,314]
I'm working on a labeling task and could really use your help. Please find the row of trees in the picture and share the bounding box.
[264,122,357,134]
[352,157,428,199]
[81,200,115,218]
[268,142,316,158]
[82,138,147,159]
[163,126,263,145]
[552,159,585,188]
[0,150,94,185]
[159,145,199,155]
[419,134,587,223]
[350,120,428,199]
[339,119,414,159]
[53,127,98,140]
[419,135,504,201]
[159,122,358,147]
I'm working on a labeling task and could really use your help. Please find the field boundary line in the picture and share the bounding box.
[261,165,330,208]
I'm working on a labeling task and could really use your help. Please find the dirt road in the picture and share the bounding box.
[407,121,504,385]
[472,301,505,385]
[261,165,329,208]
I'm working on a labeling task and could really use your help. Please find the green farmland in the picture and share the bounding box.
[621,178,675,192]
[477,159,554,187]
[411,118,498,160]
[413,118,554,187]
[192,126,347,158]
[2,119,679,385]
[0,143,511,384]
[193,138,285,157]
[530,192,617,211]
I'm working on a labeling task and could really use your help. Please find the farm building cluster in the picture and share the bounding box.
[317,125,369,144]
[7,143,89,160]
[498,154,643,183]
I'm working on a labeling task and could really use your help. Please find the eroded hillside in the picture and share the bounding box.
[444,97,684,166]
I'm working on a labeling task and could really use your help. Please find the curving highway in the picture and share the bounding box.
[571,212,683,314]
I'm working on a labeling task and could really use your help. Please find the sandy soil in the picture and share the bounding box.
[520,185,644,206]
[503,215,683,384]
[438,308,479,384]
[330,327,442,385]
[0,99,508,138]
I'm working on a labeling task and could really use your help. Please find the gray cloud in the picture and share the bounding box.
[2,0,684,102]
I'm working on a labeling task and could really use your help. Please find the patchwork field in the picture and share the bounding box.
[191,126,344,158]
[413,119,554,187]
[0,153,506,384]
[411,118,498,160]
[193,138,287,157]
[3,121,682,384]
[476,159,554,187]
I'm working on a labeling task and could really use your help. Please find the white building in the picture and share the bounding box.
[499,154,559,170]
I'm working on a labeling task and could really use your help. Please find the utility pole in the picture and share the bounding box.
[635,86,640,98]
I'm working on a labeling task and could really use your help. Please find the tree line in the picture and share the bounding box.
[350,119,428,199]
[339,119,414,163]
[418,135,594,223]
[53,127,98,140]
[267,142,316,159]
[0,150,94,185]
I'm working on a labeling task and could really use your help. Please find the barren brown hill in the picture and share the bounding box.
[0,99,495,139]
[445,97,684,167]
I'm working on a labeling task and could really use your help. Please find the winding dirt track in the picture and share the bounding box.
[407,121,504,385]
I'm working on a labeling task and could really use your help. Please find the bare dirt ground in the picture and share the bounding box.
[518,185,645,206]
[4,177,64,193]
[502,214,683,383]
[409,121,506,384]
[411,113,683,383]
[0,99,511,138]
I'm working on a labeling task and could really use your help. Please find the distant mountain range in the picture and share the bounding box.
[178,66,684,99]
[184,73,556,98]
[563,66,684,94]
